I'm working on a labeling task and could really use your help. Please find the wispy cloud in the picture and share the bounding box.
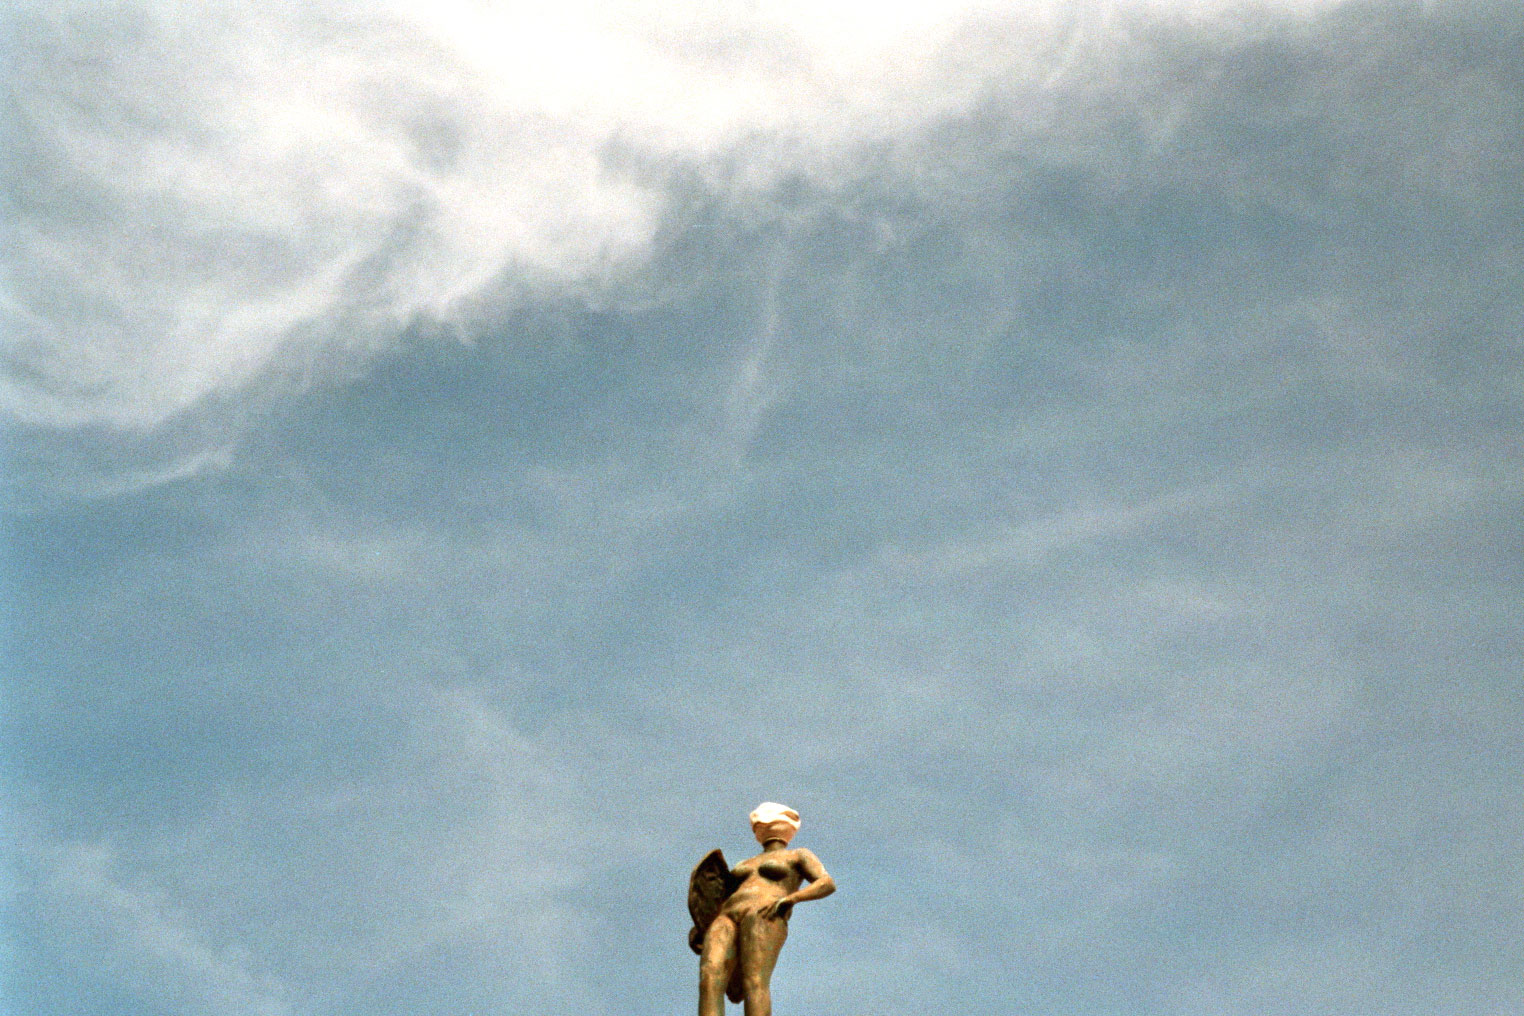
[18,838,294,1016]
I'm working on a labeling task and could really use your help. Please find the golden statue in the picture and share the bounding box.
[688,803,836,1016]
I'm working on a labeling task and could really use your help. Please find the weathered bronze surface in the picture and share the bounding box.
[688,803,835,1016]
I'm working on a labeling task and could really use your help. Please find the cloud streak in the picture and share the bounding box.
[17,838,295,1016]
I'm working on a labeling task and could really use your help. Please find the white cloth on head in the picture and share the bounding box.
[749,802,800,831]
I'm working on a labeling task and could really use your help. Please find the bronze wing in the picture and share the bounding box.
[687,848,739,954]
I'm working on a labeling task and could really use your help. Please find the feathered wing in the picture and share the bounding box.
[689,849,747,1002]
[687,848,739,954]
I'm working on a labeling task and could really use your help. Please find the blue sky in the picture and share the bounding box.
[4,1,1522,1014]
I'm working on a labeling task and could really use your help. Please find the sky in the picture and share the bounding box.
[3,0,1522,1014]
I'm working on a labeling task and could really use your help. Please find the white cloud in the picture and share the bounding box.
[4,0,1362,439]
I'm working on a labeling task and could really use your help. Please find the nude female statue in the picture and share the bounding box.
[687,803,835,1016]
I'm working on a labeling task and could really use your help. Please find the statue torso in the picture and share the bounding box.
[724,849,805,915]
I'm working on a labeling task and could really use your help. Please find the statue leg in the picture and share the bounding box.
[699,915,738,1016]
[737,912,787,1016]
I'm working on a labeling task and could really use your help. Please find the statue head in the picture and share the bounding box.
[750,802,801,846]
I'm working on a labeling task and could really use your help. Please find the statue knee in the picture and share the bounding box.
[699,959,729,984]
